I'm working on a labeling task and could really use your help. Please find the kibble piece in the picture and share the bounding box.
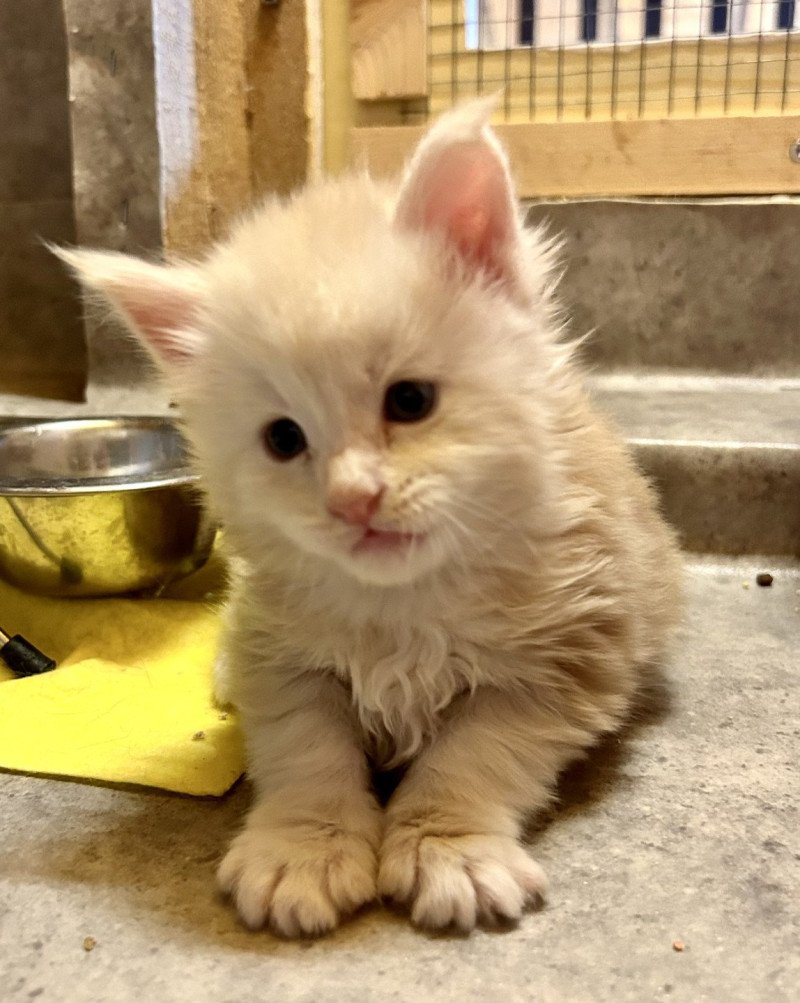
[672,940,685,952]
[756,573,774,587]
[83,936,97,952]
[192,730,206,741]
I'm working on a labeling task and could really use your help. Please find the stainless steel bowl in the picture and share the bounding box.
[0,417,215,596]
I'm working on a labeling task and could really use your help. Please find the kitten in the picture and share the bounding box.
[61,99,681,937]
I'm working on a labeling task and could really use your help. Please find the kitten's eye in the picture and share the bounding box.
[262,418,307,461]
[383,381,437,423]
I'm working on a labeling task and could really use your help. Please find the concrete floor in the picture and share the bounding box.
[1,560,798,1003]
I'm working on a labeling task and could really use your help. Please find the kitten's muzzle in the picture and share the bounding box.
[328,483,384,525]
[326,483,385,528]
[326,447,386,528]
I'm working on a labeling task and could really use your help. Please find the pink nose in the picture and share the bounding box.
[327,487,384,527]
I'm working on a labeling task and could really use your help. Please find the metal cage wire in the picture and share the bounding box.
[428,0,800,120]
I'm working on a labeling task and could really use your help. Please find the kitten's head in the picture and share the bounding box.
[60,100,564,588]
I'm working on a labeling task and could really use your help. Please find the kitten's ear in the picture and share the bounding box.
[54,247,207,366]
[394,97,522,289]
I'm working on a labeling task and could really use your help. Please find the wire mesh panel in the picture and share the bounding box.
[429,0,800,120]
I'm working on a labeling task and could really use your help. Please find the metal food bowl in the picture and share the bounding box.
[0,417,215,597]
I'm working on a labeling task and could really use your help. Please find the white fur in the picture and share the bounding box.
[62,101,681,936]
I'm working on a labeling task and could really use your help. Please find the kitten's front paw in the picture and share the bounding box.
[218,821,378,936]
[379,827,547,932]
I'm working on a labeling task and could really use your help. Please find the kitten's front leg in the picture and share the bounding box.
[219,671,381,936]
[380,685,609,931]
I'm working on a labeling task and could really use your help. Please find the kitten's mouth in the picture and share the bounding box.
[352,527,423,555]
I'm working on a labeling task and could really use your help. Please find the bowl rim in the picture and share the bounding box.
[0,416,200,496]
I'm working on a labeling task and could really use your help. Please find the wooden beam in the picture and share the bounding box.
[156,1,315,249]
[351,115,800,197]
[350,0,427,100]
[244,0,314,196]
[153,0,253,254]
[323,0,357,174]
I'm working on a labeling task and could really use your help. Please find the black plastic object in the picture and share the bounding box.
[0,632,56,677]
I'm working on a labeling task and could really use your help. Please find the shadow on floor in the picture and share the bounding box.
[0,667,672,950]
[525,667,672,840]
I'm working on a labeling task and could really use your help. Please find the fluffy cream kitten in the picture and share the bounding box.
[62,100,681,937]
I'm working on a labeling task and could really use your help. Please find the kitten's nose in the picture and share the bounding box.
[326,486,384,527]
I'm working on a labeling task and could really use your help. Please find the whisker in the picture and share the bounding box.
[436,519,474,577]
[440,508,473,540]
[448,495,524,535]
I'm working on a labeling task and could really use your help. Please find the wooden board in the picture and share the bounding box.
[351,115,800,196]
[156,0,315,251]
[351,0,427,99]
[244,0,312,196]
[155,0,253,254]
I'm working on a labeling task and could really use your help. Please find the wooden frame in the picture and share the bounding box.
[349,0,800,196]
[153,0,252,253]
[155,0,315,253]
[352,114,800,196]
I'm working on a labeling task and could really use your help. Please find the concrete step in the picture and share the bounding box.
[2,374,797,559]
[590,373,800,558]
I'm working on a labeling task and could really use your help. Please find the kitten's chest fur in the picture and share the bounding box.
[272,570,501,767]
[322,615,484,766]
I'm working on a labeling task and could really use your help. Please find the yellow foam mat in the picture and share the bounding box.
[0,558,244,796]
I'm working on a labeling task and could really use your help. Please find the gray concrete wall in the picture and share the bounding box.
[526,199,800,376]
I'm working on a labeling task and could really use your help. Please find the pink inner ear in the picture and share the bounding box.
[116,287,199,364]
[397,139,516,284]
